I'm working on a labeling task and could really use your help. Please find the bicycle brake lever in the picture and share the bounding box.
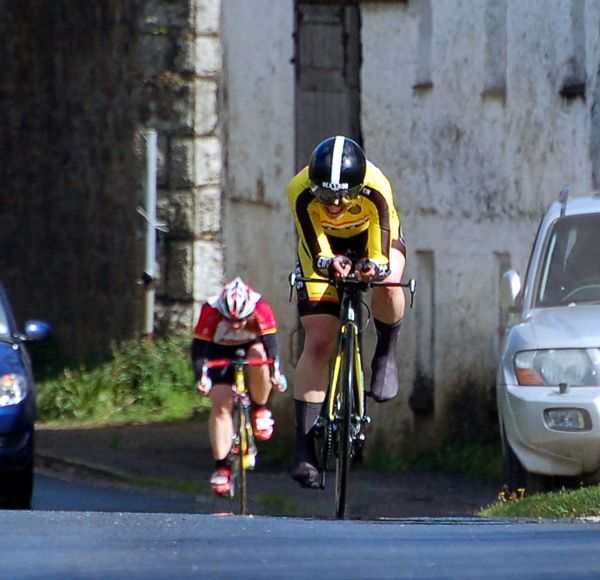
[409,279,416,308]
[288,273,297,302]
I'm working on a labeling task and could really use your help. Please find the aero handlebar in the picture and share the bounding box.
[288,272,417,307]
[198,357,287,392]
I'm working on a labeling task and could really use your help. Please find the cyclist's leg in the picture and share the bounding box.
[208,383,234,494]
[369,245,406,402]
[291,255,341,486]
[246,341,275,441]
[208,383,235,461]
[246,341,271,405]
[292,313,339,486]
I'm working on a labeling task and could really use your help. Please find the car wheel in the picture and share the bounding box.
[0,461,34,510]
[502,436,527,494]
[525,470,554,496]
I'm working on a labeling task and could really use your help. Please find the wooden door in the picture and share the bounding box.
[294,1,361,171]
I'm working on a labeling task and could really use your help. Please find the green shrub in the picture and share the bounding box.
[37,337,208,423]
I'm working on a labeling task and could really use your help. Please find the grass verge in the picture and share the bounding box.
[36,337,209,424]
[363,442,503,480]
[479,485,600,519]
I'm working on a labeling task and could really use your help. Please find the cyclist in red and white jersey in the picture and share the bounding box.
[191,277,283,495]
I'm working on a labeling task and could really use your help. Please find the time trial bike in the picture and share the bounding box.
[198,351,287,516]
[289,272,416,519]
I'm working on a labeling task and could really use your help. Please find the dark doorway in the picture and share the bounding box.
[294,1,362,171]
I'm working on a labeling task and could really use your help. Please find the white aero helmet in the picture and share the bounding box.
[211,277,261,321]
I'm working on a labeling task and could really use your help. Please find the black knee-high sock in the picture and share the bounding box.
[294,399,321,464]
[370,318,403,402]
[372,318,403,360]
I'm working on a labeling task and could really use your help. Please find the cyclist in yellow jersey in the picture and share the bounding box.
[288,135,407,488]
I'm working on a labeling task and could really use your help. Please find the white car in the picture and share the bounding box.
[498,187,600,494]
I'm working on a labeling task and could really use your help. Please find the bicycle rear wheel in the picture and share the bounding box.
[335,323,356,520]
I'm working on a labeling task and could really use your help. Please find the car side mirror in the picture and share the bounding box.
[22,320,53,342]
[500,270,522,311]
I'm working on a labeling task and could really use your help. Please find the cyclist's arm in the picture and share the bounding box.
[288,171,336,277]
[361,166,401,279]
[260,334,279,364]
[254,301,281,377]
[191,337,212,378]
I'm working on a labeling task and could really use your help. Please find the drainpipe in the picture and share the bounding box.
[139,129,168,341]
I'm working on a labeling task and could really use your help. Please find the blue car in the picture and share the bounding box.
[0,280,51,509]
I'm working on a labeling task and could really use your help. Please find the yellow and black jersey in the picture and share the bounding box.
[288,161,403,278]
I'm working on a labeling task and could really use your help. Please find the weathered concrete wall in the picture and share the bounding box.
[3,0,600,455]
[220,1,297,380]
[360,0,600,450]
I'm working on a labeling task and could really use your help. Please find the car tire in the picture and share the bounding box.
[0,461,34,510]
[502,435,527,494]
[503,433,555,496]
[525,470,554,496]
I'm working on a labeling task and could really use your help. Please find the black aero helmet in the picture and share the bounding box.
[308,136,366,206]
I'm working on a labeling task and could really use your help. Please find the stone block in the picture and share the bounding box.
[170,138,196,188]
[193,79,218,135]
[193,37,222,76]
[137,0,191,32]
[194,185,222,235]
[193,240,224,301]
[194,136,222,185]
[157,190,195,238]
[135,34,173,77]
[192,0,220,35]
[166,240,194,299]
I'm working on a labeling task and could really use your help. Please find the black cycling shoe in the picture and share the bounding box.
[291,461,320,489]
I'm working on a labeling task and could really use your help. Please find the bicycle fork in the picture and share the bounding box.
[315,322,370,485]
[232,369,257,471]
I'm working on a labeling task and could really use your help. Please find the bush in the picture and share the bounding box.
[37,337,207,423]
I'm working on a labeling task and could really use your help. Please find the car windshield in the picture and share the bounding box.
[536,214,600,306]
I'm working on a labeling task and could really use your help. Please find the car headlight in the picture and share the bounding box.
[0,374,27,406]
[514,349,600,386]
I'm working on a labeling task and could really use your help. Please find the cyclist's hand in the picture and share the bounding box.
[327,255,352,280]
[354,258,379,283]
[196,377,212,396]
[271,374,288,393]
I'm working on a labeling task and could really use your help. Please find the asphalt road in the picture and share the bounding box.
[32,473,209,513]
[3,510,600,580]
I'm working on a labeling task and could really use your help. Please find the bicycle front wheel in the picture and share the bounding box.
[335,323,357,520]
[237,401,249,515]
[229,398,249,515]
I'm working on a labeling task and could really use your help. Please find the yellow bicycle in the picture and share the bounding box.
[290,273,416,519]
[199,351,286,515]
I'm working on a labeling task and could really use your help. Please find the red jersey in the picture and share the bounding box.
[193,300,277,346]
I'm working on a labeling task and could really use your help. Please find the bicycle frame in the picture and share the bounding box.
[319,289,370,450]
[289,271,416,519]
[200,353,281,516]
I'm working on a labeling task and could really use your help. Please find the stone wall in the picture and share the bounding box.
[0,1,145,360]
[0,0,229,361]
